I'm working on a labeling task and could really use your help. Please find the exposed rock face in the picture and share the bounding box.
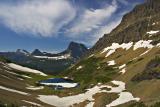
[89,0,160,54]
[61,42,88,60]
[31,49,43,56]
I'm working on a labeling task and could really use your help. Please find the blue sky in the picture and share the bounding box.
[0,0,144,53]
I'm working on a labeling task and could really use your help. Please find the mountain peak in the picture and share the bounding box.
[31,49,43,56]
[65,41,88,59]
[29,42,88,59]
[16,49,29,55]
[68,41,86,50]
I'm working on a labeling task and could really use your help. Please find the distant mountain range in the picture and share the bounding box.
[0,42,88,74]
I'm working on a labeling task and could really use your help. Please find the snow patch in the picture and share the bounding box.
[17,49,29,55]
[107,60,116,66]
[4,69,19,75]
[105,81,140,107]
[0,86,28,95]
[119,68,126,74]
[133,40,153,50]
[97,66,101,69]
[26,85,44,90]
[131,48,152,61]
[86,102,94,107]
[157,43,160,47]
[22,75,32,79]
[8,63,47,76]
[139,49,151,57]
[147,30,159,35]
[101,40,155,57]
[38,85,107,107]
[38,80,139,107]
[33,54,70,60]
[88,54,94,58]
[106,81,125,93]
[106,92,140,107]
[40,83,78,88]
[4,69,32,79]
[101,42,133,57]
[77,66,83,70]
[119,64,126,69]
[118,64,126,74]
[152,23,156,25]
[3,65,12,70]
[22,100,41,106]
[17,78,24,81]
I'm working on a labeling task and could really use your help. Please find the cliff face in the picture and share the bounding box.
[90,0,160,54]
[61,42,88,60]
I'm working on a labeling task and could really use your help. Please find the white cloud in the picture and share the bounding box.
[0,0,76,37]
[67,0,118,36]
[89,18,122,45]
[76,18,121,46]
[66,18,121,46]
[64,0,122,46]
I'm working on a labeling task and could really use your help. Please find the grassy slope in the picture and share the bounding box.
[0,57,56,106]
[63,56,119,90]
[1,45,160,107]
[62,46,160,107]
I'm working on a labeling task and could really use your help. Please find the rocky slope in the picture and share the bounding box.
[89,0,160,54]
[60,41,88,60]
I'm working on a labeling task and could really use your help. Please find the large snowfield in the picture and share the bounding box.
[38,80,140,107]
[101,40,158,57]
[39,82,78,88]
[0,86,28,95]
[33,54,70,60]
[8,63,47,76]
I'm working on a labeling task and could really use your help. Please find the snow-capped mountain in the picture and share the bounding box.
[0,42,88,74]
[31,42,88,60]
[16,49,30,55]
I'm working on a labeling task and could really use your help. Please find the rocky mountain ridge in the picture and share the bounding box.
[89,0,160,54]
[15,42,88,60]
[62,0,160,106]
[0,42,88,74]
